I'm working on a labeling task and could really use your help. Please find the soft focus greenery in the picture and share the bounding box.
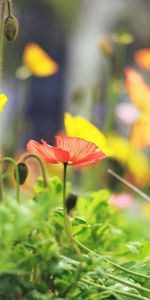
[0,175,150,299]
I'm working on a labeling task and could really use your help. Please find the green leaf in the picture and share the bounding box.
[72,217,91,242]
[53,208,64,227]
[126,242,143,255]
[77,189,110,223]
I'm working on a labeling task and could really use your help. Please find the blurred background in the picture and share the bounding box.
[1,0,150,195]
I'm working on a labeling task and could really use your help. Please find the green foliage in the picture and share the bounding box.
[1,176,150,299]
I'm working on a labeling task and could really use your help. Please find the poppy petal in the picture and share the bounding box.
[55,136,106,166]
[27,140,58,163]
[41,140,70,163]
[56,136,96,159]
[27,136,107,167]
[71,151,106,166]
[64,112,110,155]
[27,139,69,163]
[27,140,51,162]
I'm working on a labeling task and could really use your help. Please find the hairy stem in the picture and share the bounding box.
[82,278,148,300]
[0,157,20,202]
[0,0,6,202]
[106,271,150,295]
[63,163,81,255]
[75,239,150,281]
[6,0,12,17]
[0,0,5,88]
[21,153,47,187]
[0,165,3,202]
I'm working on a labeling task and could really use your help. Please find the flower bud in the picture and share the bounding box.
[72,87,85,103]
[4,15,19,42]
[14,162,28,185]
[112,32,134,45]
[66,193,78,214]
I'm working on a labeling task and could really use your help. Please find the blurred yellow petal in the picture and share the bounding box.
[128,150,150,186]
[130,115,150,149]
[134,48,150,71]
[107,134,150,186]
[64,112,111,155]
[23,43,59,77]
[107,134,130,164]
[0,94,8,112]
[141,203,150,218]
[125,67,150,112]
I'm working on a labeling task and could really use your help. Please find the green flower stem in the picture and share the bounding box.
[0,157,20,202]
[75,239,150,281]
[115,43,126,79]
[82,278,149,300]
[6,0,12,17]
[2,166,12,179]
[106,272,150,295]
[22,153,47,188]
[103,78,121,133]
[62,254,149,299]
[0,167,3,202]
[63,163,81,255]
[0,0,5,88]
[106,258,150,280]
[0,0,6,203]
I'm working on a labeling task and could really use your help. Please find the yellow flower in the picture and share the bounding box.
[107,134,130,164]
[23,43,59,77]
[128,150,150,186]
[0,94,8,112]
[64,112,111,155]
[141,202,150,218]
[107,134,150,186]
[64,113,150,186]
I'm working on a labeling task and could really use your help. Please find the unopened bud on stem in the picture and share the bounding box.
[4,15,19,42]
[14,162,28,185]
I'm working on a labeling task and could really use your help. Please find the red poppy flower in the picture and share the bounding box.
[27,136,106,167]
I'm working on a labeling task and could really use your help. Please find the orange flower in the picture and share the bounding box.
[27,136,106,167]
[125,67,150,149]
[130,116,150,149]
[134,48,150,71]
[23,43,59,77]
[124,67,150,112]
